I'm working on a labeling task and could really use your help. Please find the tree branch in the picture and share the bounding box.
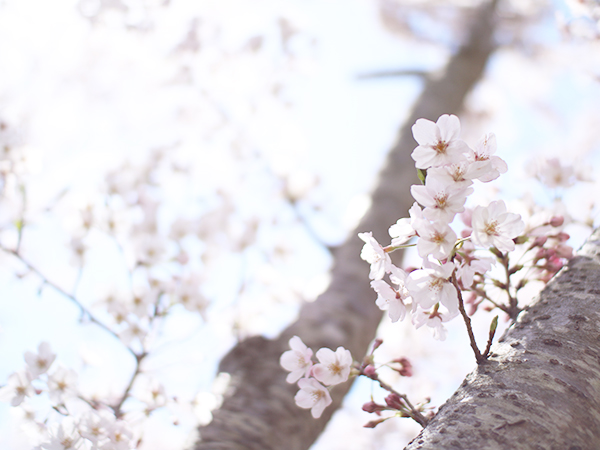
[405,227,600,449]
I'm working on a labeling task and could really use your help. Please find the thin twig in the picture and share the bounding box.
[452,272,485,364]
[0,245,137,360]
[113,351,147,418]
[360,366,429,427]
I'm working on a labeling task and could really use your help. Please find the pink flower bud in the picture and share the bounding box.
[362,401,384,414]
[533,236,547,247]
[549,216,564,227]
[363,365,377,379]
[364,418,386,428]
[372,339,383,352]
[384,393,404,410]
[556,244,573,259]
[392,357,413,377]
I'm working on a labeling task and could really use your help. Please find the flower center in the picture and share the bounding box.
[434,193,448,209]
[434,140,448,155]
[312,389,325,402]
[427,278,444,293]
[484,220,500,236]
[432,230,446,244]
[327,363,342,376]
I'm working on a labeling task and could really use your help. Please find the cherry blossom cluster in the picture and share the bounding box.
[0,342,136,450]
[280,336,353,419]
[359,114,525,341]
[281,114,589,425]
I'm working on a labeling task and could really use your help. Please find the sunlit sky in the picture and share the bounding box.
[0,0,599,449]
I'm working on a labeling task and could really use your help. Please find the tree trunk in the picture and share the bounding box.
[405,227,600,450]
[194,2,499,449]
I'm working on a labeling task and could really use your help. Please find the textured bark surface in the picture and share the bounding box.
[405,227,600,450]
[194,2,499,450]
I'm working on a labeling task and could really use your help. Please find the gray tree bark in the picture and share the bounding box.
[405,227,600,450]
[194,2,499,449]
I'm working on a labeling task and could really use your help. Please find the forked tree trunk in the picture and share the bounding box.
[405,227,600,450]
[194,2,499,449]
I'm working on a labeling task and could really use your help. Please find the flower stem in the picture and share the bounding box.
[452,273,486,364]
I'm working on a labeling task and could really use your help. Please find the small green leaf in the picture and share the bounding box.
[490,315,499,334]
[417,168,427,184]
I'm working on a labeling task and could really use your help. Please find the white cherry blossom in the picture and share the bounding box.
[411,176,473,223]
[294,378,332,419]
[527,157,576,188]
[467,133,507,182]
[312,346,353,386]
[0,370,34,406]
[388,202,425,247]
[47,366,78,404]
[413,307,458,341]
[40,418,83,450]
[456,254,495,288]
[471,200,525,252]
[25,341,56,378]
[405,262,458,314]
[388,217,414,247]
[136,377,167,410]
[78,410,114,446]
[358,232,392,280]
[105,419,134,450]
[415,220,457,260]
[411,114,471,169]
[371,267,412,323]
[280,336,314,384]
[427,162,475,188]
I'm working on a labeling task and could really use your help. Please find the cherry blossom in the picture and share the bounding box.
[294,378,332,419]
[388,217,415,247]
[411,114,471,169]
[388,203,425,247]
[358,232,392,280]
[39,418,83,450]
[128,287,156,318]
[427,162,475,188]
[415,220,457,260]
[467,133,508,182]
[527,157,576,188]
[312,346,353,386]
[280,336,314,383]
[413,308,458,341]
[0,370,35,406]
[78,410,113,446]
[371,277,412,323]
[174,275,209,316]
[411,176,473,223]
[405,262,458,314]
[119,318,149,346]
[25,341,56,378]
[47,366,78,404]
[136,377,167,410]
[456,253,495,288]
[105,420,134,450]
[471,200,525,252]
